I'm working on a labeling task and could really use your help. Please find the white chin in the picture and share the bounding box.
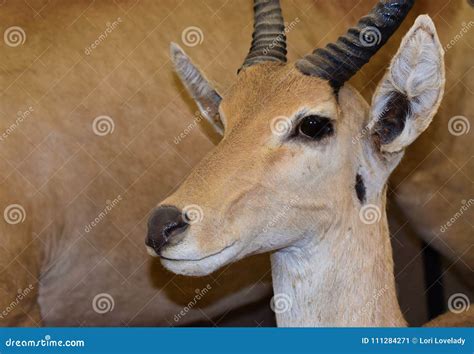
[160,243,239,276]
[160,258,221,276]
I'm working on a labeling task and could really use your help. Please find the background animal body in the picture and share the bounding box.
[0,0,472,326]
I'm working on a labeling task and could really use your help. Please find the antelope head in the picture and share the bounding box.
[146,0,445,278]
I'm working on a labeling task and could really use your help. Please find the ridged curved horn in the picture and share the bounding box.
[296,0,415,90]
[240,0,287,70]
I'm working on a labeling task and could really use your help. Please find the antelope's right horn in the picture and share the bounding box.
[296,0,415,90]
[240,0,287,71]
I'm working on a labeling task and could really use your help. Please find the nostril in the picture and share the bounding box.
[146,205,189,254]
[163,220,188,239]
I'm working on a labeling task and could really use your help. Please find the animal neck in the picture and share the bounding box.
[270,197,405,327]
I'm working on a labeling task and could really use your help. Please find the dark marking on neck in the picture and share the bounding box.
[355,173,366,204]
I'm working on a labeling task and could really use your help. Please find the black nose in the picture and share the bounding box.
[146,205,189,254]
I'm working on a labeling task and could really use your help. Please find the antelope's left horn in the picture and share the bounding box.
[296,0,415,90]
[240,0,287,71]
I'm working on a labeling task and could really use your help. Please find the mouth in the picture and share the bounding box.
[162,242,237,262]
[146,241,237,262]
[151,241,239,276]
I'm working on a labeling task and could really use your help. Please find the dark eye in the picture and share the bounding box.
[297,116,334,140]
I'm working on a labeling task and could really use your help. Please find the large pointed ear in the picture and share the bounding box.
[368,15,445,154]
[170,43,224,135]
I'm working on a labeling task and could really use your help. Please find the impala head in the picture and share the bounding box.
[146,0,445,276]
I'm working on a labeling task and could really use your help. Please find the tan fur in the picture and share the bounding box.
[0,0,274,327]
[160,65,340,273]
[156,63,429,326]
[155,15,468,327]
